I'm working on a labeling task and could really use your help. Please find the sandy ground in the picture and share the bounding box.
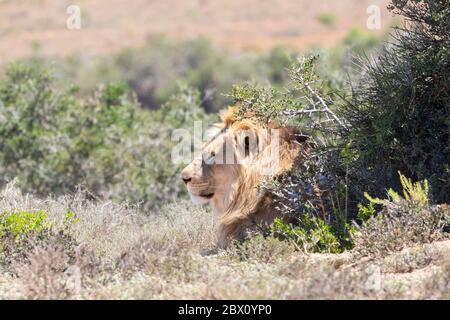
[0,0,395,62]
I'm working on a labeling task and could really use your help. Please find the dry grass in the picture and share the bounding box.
[0,182,448,299]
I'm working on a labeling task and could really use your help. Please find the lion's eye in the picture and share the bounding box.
[203,151,216,165]
[207,151,216,164]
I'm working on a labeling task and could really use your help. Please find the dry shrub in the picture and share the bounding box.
[381,240,450,274]
[226,235,294,264]
[273,253,381,299]
[286,263,384,299]
[353,203,449,258]
[116,235,199,280]
[12,244,73,299]
[12,242,108,300]
[114,202,216,281]
[10,244,120,300]
[352,174,449,257]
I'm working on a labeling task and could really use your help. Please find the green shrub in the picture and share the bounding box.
[316,14,338,27]
[0,64,212,210]
[106,84,215,208]
[127,39,294,112]
[230,56,359,251]
[343,28,379,52]
[270,217,344,254]
[340,0,450,204]
[0,209,78,267]
[0,64,135,195]
[0,210,49,238]
[356,203,376,222]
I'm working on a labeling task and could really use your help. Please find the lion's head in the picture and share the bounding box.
[181,106,304,247]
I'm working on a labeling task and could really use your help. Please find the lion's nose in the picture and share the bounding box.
[181,171,192,184]
[182,177,191,184]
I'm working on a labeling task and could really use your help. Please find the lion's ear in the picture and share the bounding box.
[234,129,258,162]
[244,136,250,157]
[243,131,259,158]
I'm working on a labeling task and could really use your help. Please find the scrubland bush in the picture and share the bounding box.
[230,55,356,252]
[353,174,449,257]
[227,0,449,255]
[340,0,450,204]
[0,208,78,271]
[0,64,212,210]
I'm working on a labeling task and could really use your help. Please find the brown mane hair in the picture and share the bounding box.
[214,107,305,247]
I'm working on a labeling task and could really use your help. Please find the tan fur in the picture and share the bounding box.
[181,106,304,248]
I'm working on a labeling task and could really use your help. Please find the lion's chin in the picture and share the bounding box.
[189,193,214,205]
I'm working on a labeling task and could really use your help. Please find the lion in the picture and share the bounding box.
[181,106,308,249]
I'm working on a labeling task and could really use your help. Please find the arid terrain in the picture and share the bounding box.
[0,185,448,299]
[0,0,395,62]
